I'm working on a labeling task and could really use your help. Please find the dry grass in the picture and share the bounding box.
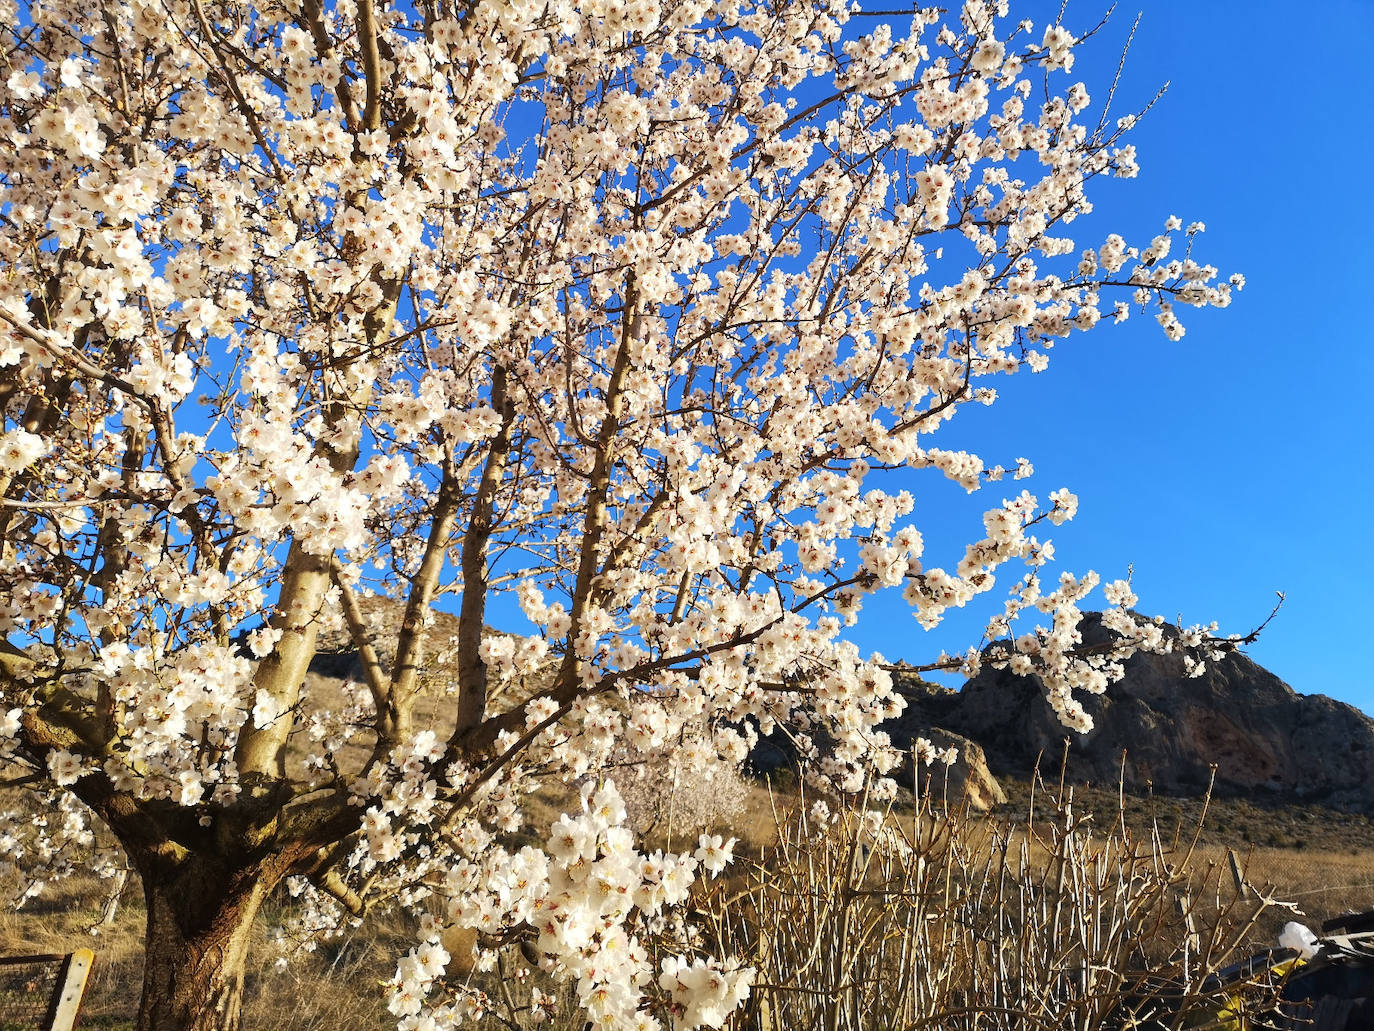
[4,768,1374,1030]
[987,775,1374,946]
[994,775,1374,854]
[0,867,412,1029]
[1216,846,1374,932]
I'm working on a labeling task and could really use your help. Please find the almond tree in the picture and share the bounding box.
[0,0,1244,1028]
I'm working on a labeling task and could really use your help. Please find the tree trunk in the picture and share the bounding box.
[135,856,275,1031]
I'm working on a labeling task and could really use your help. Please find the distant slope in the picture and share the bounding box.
[889,613,1374,812]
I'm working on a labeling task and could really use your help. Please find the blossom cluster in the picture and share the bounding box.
[396,781,750,1031]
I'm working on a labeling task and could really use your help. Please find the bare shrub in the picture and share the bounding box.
[0,769,1306,1031]
[690,773,1295,1031]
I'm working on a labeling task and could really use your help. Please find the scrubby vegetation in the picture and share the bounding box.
[6,763,1369,1031]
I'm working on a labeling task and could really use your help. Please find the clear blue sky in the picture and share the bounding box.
[839,0,1374,711]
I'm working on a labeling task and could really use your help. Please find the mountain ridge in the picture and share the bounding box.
[885,612,1374,812]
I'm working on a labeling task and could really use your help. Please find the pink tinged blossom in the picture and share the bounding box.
[47,750,86,786]
[693,834,735,877]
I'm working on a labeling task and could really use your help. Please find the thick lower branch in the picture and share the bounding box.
[233,545,332,787]
[356,0,383,130]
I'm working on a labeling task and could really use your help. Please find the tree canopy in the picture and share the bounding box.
[0,0,1243,1027]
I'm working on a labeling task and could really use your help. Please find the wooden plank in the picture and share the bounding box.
[43,949,92,1031]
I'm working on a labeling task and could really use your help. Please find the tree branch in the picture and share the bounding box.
[356,0,384,131]
[297,0,360,130]
[0,307,149,410]
[452,368,515,740]
[550,274,642,700]
[389,460,461,728]
[328,557,396,742]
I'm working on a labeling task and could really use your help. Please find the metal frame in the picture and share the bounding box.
[0,949,94,1031]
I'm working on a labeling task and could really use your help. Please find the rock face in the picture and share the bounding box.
[898,613,1374,811]
[877,680,1006,809]
[302,598,553,716]
[907,728,1008,811]
[748,689,1007,811]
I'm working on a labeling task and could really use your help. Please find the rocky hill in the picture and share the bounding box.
[886,612,1374,813]
[301,600,1374,814]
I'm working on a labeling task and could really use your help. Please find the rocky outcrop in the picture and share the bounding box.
[748,682,1008,811]
[301,598,554,715]
[903,613,1374,811]
[907,728,1008,810]
[878,677,1006,809]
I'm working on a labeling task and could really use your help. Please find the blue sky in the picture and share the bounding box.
[837,0,1374,710]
